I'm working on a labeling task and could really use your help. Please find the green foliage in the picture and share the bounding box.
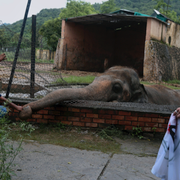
[1,8,61,49]
[59,0,97,19]
[153,0,180,23]
[0,29,9,48]
[98,125,123,141]
[0,103,35,179]
[152,127,157,136]
[114,0,156,15]
[39,0,96,50]
[39,18,62,51]
[52,122,71,131]
[100,0,116,14]
[0,114,21,179]
[4,8,61,35]
[10,33,31,48]
[98,129,114,141]
[2,0,180,51]
[19,122,35,134]
[153,0,171,13]
[93,3,101,13]
[0,48,31,62]
[166,10,180,23]
[132,126,144,139]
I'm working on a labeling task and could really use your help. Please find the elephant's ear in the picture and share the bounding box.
[130,84,148,103]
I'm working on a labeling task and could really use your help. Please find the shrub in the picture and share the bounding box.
[0,108,35,179]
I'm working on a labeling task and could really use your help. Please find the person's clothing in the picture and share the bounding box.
[0,94,7,118]
[0,105,7,118]
[151,113,180,180]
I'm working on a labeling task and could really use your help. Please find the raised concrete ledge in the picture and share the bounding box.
[12,98,178,115]
[59,100,177,115]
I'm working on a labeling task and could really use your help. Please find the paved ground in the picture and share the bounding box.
[12,137,162,180]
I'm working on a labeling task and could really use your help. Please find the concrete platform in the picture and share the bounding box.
[12,138,161,180]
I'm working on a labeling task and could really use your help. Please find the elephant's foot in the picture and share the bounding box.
[19,105,32,120]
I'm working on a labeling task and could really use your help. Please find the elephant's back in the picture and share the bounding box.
[145,85,180,105]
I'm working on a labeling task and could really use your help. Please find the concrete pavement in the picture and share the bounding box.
[11,137,161,180]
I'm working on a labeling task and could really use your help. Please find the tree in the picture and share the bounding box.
[0,29,8,48]
[154,0,171,15]
[59,0,97,19]
[153,0,180,23]
[39,18,61,51]
[100,0,116,14]
[39,0,97,50]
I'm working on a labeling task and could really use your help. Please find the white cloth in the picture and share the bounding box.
[151,113,180,180]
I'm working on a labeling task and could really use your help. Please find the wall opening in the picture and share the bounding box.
[63,21,147,77]
[111,22,147,77]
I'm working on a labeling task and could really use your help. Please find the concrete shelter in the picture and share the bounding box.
[54,11,180,80]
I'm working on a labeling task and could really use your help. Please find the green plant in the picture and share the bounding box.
[0,116,21,179]
[152,127,157,136]
[20,121,35,134]
[98,129,114,141]
[0,107,35,179]
[53,122,70,131]
[132,126,144,139]
[98,125,123,141]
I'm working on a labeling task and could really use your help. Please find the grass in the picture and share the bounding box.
[8,122,123,154]
[141,81,180,90]
[165,79,180,84]
[163,84,180,90]
[54,75,96,84]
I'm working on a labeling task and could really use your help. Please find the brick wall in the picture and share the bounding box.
[8,101,172,133]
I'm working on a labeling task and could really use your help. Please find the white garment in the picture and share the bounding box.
[152,113,180,180]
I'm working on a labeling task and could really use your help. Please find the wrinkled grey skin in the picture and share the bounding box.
[19,66,180,120]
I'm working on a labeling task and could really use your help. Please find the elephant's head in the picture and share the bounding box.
[19,66,148,120]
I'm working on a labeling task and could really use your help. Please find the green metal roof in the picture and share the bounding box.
[110,9,168,23]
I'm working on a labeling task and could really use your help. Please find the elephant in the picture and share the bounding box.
[19,66,180,120]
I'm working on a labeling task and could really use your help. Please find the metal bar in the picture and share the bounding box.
[64,44,67,70]
[6,0,32,98]
[30,15,36,98]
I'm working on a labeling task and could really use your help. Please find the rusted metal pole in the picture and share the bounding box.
[6,0,32,98]
[64,44,67,70]
[30,15,36,98]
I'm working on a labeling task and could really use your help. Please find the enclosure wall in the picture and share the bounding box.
[10,101,170,134]
[144,40,180,81]
[146,18,167,42]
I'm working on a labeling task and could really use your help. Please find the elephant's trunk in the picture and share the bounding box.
[19,77,112,120]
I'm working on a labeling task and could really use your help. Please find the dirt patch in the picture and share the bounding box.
[10,122,162,155]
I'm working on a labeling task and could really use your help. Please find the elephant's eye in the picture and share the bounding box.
[113,83,122,93]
